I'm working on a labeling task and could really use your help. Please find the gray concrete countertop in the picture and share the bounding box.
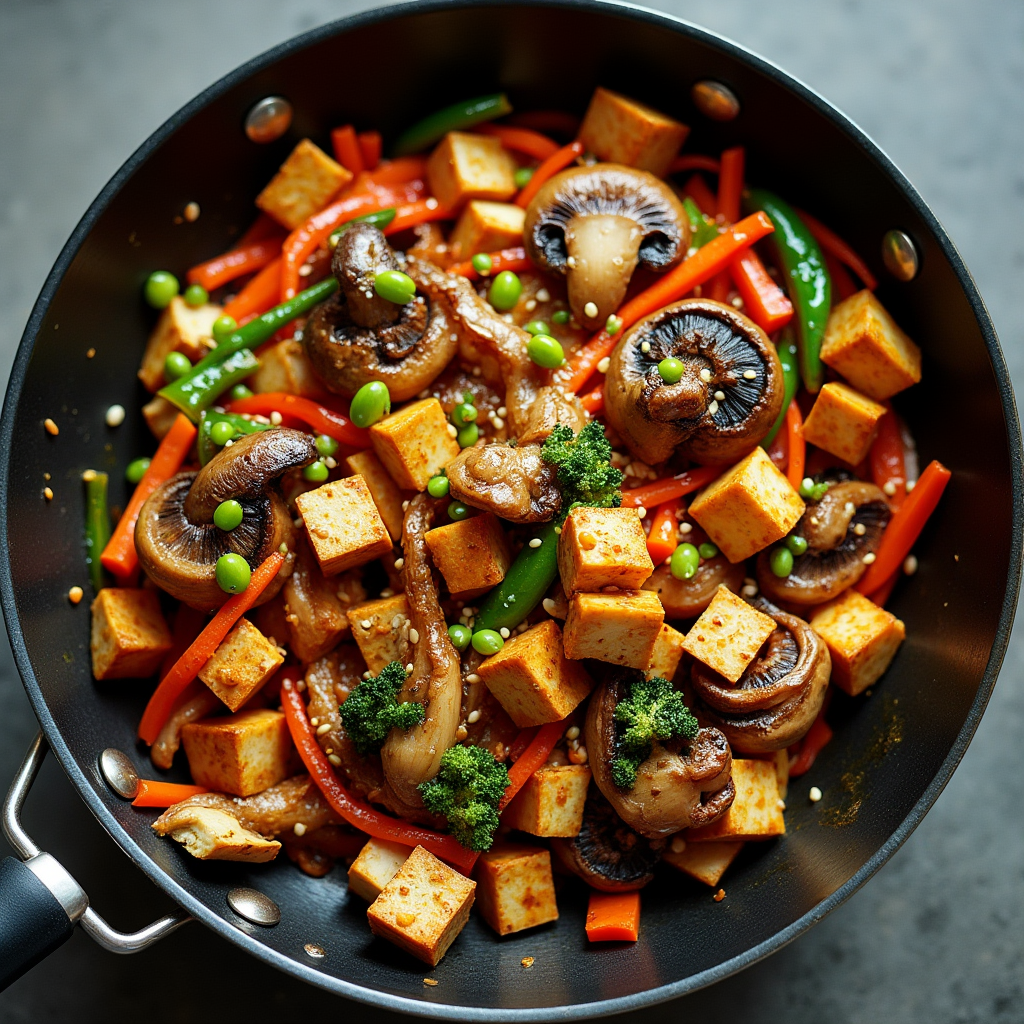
[0,1,1021,1021]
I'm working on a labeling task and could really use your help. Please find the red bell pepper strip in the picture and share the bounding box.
[186,238,282,293]
[357,131,382,171]
[870,405,907,511]
[476,124,560,161]
[794,208,878,291]
[766,427,788,471]
[869,571,900,608]
[683,173,718,217]
[579,383,605,416]
[131,780,208,808]
[619,466,721,509]
[498,721,566,812]
[730,250,794,333]
[824,250,859,302]
[222,256,282,324]
[450,247,532,279]
[331,125,365,175]
[383,199,453,236]
[785,401,806,489]
[586,891,640,942]
[516,140,584,209]
[646,499,683,565]
[789,707,834,777]
[669,154,721,175]
[226,392,369,448]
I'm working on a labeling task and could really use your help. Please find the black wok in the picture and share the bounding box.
[0,0,1019,1015]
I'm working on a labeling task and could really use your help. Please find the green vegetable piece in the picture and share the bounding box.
[328,207,397,248]
[551,309,570,326]
[770,546,794,578]
[213,499,244,532]
[657,357,685,385]
[215,552,251,594]
[471,629,505,655]
[698,542,719,560]
[670,543,700,580]
[471,253,493,275]
[183,283,209,308]
[393,93,513,156]
[159,346,261,421]
[230,384,253,401]
[315,434,339,458]
[427,475,451,498]
[210,420,236,446]
[448,501,470,521]
[339,661,426,755]
[125,457,151,485]
[83,471,111,592]
[683,197,720,249]
[349,381,391,428]
[373,269,416,305]
[541,421,623,524]
[212,315,238,342]
[514,167,534,189]
[451,403,478,428]
[475,520,558,634]
[304,460,329,483]
[144,271,179,309]
[163,351,192,382]
[785,534,809,555]
[526,334,566,369]
[198,410,271,465]
[488,270,522,311]
[524,320,550,336]
[448,623,472,650]
[760,329,800,448]
[457,423,480,448]
[799,477,830,501]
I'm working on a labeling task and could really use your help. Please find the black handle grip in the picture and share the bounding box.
[0,857,74,990]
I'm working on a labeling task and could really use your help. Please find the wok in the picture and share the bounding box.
[0,0,1018,1015]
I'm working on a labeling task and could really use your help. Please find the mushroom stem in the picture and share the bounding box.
[645,363,708,422]
[564,213,643,328]
[334,222,404,331]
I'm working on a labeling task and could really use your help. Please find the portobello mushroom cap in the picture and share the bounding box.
[445,442,561,523]
[524,164,689,330]
[604,299,784,465]
[303,222,458,402]
[135,428,316,611]
[642,558,746,620]
[756,477,891,605]
[691,596,831,754]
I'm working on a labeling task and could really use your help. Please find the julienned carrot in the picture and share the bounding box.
[383,199,453,236]
[619,466,722,509]
[137,553,284,744]
[331,125,364,175]
[717,147,745,224]
[186,238,282,292]
[477,124,560,161]
[586,891,640,942]
[516,140,584,208]
[646,499,684,565]
[222,256,282,323]
[499,721,565,811]
[857,460,950,594]
[683,173,718,217]
[785,401,805,489]
[131,779,208,808]
[357,131,382,171]
[226,392,369,448]
[100,414,196,582]
[789,707,833,777]
[507,726,538,763]
[669,154,721,175]
[579,383,604,416]
[870,405,907,511]
[359,156,429,188]
[450,247,531,280]
[707,273,731,304]
[237,212,286,248]
[795,208,878,291]
[730,250,794,334]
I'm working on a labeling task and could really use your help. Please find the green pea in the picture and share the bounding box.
[163,351,192,382]
[210,420,236,446]
[374,269,416,305]
[448,623,472,650]
[551,309,570,325]
[799,478,830,501]
[448,501,470,521]
[606,315,623,335]
[427,475,450,498]
[471,628,505,655]
[144,271,179,309]
[471,253,493,275]
[457,423,480,448]
[230,384,253,401]
[770,546,794,578]
[527,334,566,369]
[349,381,391,428]
[670,543,700,580]
[304,460,329,483]
[125,457,151,485]
[215,552,251,594]
[658,357,685,385]
[212,315,238,342]
[183,283,208,307]
[514,167,534,189]
[451,403,478,428]
[524,320,550,336]
[315,434,339,458]
[213,499,244,531]
[488,271,522,312]
[785,534,809,556]
[698,542,719,560]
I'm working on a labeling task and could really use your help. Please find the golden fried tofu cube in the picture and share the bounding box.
[687,759,785,842]
[249,338,324,398]
[802,381,887,467]
[474,844,558,936]
[449,201,525,259]
[367,845,476,966]
[348,838,411,902]
[345,449,407,542]
[689,447,804,563]
[427,132,517,211]
[255,138,352,230]
[772,748,789,800]
[557,506,654,594]
[682,585,776,684]
[502,764,591,837]
[810,589,905,696]
[662,840,744,886]
[90,588,172,680]
[142,394,179,440]
[821,289,922,400]
[578,87,690,177]
[425,512,511,600]
[152,805,281,863]
[197,617,284,711]
[181,709,293,797]
[347,594,411,674]
[562,589,664,669]
[477,619,594,727]
[647,623,686,680]
[369,398,460,491]
[282,543,360,663]
[138,296,221,392]
[295,476,393,576]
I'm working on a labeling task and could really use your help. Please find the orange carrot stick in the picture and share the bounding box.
[730,250,794,333]
[646,498,684,565]
[795,208,878,291]
[331,125,365,175]
[131,780,208,808]
[382,199,453,236]
[357,131,382,171]
[683,173,718,217]
[236,212,286,247]
[785,401,806,489]
[499,722,565,811]
[789,707,833,777]
[586,891,640,942]
[870,405,907,511]
[515,140,584,209]
[186,238,282,293]
[669,154,721,175]
[449,246,531,279]
[476,124,560,161]
[579,383,605,416]
[359,156,428,188]
[717,147,745,224]
[222,256,282,323]
[619,466,722,509]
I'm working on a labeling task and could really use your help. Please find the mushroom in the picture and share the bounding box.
[604,299,784,465]
[691,597,831,754]
[303,222,458,402]
[523,164,689,330]
[756,476,891,605]
[446,442,561,523]
[642,558,746,621]
[135,428,316,611]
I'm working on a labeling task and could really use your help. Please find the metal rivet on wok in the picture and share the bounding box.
[99,748,139,799]
[245,96,293,143]
[304,943,326,958]
[691,80,741,121]
[882,229,920,282]
[227,887,281,927]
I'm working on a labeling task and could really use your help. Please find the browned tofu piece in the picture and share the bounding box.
[501,764,591,837]
[90,588,172,680]
[295,476,392,576]
[474,844,558,936]
[562,589,664,669]
[687,759,785,842]
[345,449,407,542]
[578,87,690,177]
[802,382,887,467]
[197,617,284,711]
[347,594,411,674]
[810,589,905,695]
[642,563,744,620]
[449,200,525,259]
[249,338,324,398]
[142,394,180,440]
[348,838,411,902]
[181,709,293,797]
[662,840,744,886]
[821,289,922,400]
[689,447,805,563]
[424,512,511,600]
[152,805,281,863]
[477,619,593,727]
[682,586,777,684]
[255,138,352,230]
[369,398,460,491]
[367,845,476,966]
[557,506,654,594]
[426,132,517,211]
[138,296,220,392]
[647,623,686,680]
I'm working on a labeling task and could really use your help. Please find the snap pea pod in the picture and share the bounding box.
[160,347,260,420]
[393,93,513,156]
[328,207,397,248]
[83,470,111,592]
[761,328,800,447]
[683,197,720,249]
[745,189,831,393]
[197,410,272,465]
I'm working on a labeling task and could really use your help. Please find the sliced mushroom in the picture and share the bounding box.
[150,688,221,770]
[135,428,316,611]
[604,299,784,465]
[524,165,689,329]
[642,558,746,621]
[756,477,890,605]
[446,442,561,523]
[691,597,831,754]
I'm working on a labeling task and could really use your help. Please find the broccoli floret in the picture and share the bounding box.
[541,420,623,523]
[338,660,425,755]
[611,673,699,790]
[418,744,510,852]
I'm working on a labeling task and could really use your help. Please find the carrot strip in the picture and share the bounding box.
[668,154,721,175]
[579,384,605,416]
[506,110,580,138]
[160,605,207,678]
[237,212,286,248]
[507,726,539,764]
[357,131,382,171]
[360,157,429,188]
[824,250,858,302]
[331,125,365,175]
[226,392,369,448]
[789,706,833,777]
[730,250,794,334]
[870,405,907,511]
[795,208,878,291]
[516,140,584,209]
[222,256,282,323]
[619,466,722,509]
[785,401,805,489]
[683,173,718,217]
[869,571,900,607]
[186,238,282,293]
[717,147,745,224]
[646,499,683,565]
[382,199,454,236]
[449,246,531,279]
[132,780,208,807]
[586,891,640,942]
[476,124,560,161]
[498,721,566,812]
[766,427,788,471]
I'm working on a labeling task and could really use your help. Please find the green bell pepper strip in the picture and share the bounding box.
[84,471,111,592]
[160,348,260,420]
[683,197,720,249]
[197,410,272,466]
[745,189,831,393]
[393,93,513,156]
[328,207,397,248]
[761,328,800,447]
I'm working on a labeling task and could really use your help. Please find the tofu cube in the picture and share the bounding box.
[367,845,476,966]
[578,87,690,177]
[449,201,525,259]
[688,447,805,563]
[474,844,559,936]
[477,619,594,727]
[647,623,687,681]
[90,588,173,680]
[282,544,357,664]
[138,296,221,392]
[562,589,664,669]
[426,132,517,211]
[255,138,352,230]
[249,338,325,398]
[295,476,393,575]
[347,594,411,674]
[197,617,284,711]
[152,805,281,863]
[687,759,786,841]
[802,381,888,467]
[662,840,744,887]
[501,764,591,837]
[810,589,905,696]
[424,512,512,600]
[369,398,460,491]
[142,395,180,441]
[181,709,293,797]
[557,506,654,594]
[821,289,922,400]
[772,748,789,801]
[682,585,777,684]
[348,838,411,902]
[345,449,407,542]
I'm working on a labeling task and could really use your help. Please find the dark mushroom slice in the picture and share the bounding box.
[524,164,689,330]
[756,478,890,605]
[446,442,561,523]
[691,597,831,754]
[643,557,746,621]
[135,428,316,611]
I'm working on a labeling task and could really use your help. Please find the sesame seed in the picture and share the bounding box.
[521,957,535,969]
[425,197,439,210]
[566,725,580,740]
[636,506,647,519]
[730,296,744,308]
[68,586,84,604]
[224,439,233,447]
[325,456,337,470]
[409,628,420,644]
[466,672,482,684]
[316,723,331,736]
[640,341,651,354]
[294,517,303,528]
[402,500,410,511]
[44,418,59,436]
[279,542,289,555]
[680,522,693,534]
[293,822,307,836]
[809,786,822,803]
[405,663,414,673]
[583,301,599,318]
[905,479,916,492]
[541,598,557,615]
[741,585,758,597]
[467,709,481,724]
[883,481,897,496]
[524,299,537,312]
[536,289,550,302]
[455,725,468,741]
[862,552,876,565]
[743,369,757,379]
[708,400,719,415]
[363,671,372,679]
[499,627,510,639]
[310,718,319,727]
[529,538,542,548]
[713,889,726,902]
[802,477,814,490]
[597,357,611,374]
[328,754,342,766]
[670,835,686,853]
[423,978,438,987]
[714,391,725,402]
[699,368,712,383]
[269,411,283,425]
[360,619,373,630]
[43,487,53,501]
[497,406,507,417]
[567,745,588,764]
[854,523,867,536]
[492,416,504,429]
[845,502,856,515]
[447,423,458,438]
[904,554,918,575]
[394,557,405,569]
[566,256,577,268]
[105,405,126,428]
